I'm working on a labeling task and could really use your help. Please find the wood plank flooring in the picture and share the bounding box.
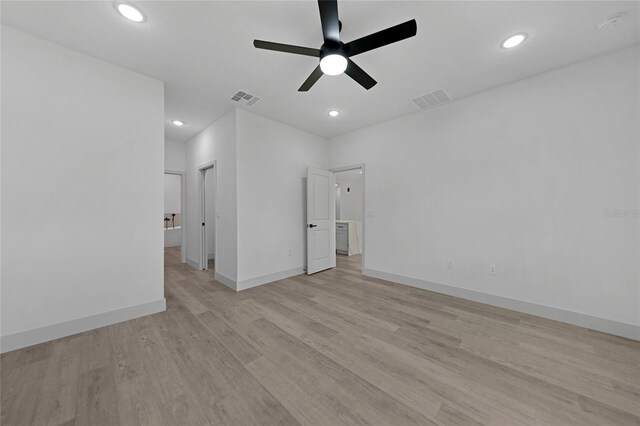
[2,246,639,425]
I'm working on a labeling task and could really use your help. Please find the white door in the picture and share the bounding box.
[307,167,336,274]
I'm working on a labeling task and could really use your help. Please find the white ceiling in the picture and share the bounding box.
[2,1,638,142]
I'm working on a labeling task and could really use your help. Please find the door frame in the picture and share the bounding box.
[164,169,187,264]
[330,164,366,271]
[198,160,217,271]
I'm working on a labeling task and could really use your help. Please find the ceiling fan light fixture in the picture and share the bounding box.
[320,54,348,76]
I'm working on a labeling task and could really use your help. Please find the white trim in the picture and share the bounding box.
[214,272,237,291]
[331,164,366,271]
[237,267,304,291]
[363,268,640,341]
[164,169,186,264]
[186,257,199,269]
[0,299,167,353]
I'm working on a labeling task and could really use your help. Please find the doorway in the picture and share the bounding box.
[332,165,365,273]
[164,170,186,264]
[198,161,216,274]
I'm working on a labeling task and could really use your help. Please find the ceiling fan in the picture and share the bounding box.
[253,0,417,92]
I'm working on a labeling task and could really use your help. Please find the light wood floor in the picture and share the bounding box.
[2,247,639,426]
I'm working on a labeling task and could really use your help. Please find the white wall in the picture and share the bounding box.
[335,169,363,222]
[185,109,237,283]
[1,27,166,351]
[164,174,181,213]
[183,109,328,289]
[329,46,640,338]
[165,140,186,172]
[236,109,328,289]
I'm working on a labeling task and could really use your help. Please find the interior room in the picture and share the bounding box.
[164,173,182,248]
[1,1,639,425]
[334,168,364,267]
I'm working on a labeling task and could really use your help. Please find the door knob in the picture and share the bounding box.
[308,224,318,228]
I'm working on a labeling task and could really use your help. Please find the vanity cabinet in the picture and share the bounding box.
[336,220,362,255]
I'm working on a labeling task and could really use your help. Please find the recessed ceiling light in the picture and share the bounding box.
[320,54,348,76]
[328,110,340,117]
[171,120,184,126]
[501,33,527,49]
[115,2,146,23]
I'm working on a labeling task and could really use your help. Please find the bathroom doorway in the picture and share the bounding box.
[332,165,365,273]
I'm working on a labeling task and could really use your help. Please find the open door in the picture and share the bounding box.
[307,167,336,274]
[198,161,216,273]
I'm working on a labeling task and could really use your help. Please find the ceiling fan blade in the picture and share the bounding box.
[344,19,417,57]
[345,59,377,90]
[298,65,324,92]
[318,0,340,42]
[254,40,321,57]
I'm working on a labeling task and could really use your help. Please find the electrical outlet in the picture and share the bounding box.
[446,259,454,269]
[489,265,497,275]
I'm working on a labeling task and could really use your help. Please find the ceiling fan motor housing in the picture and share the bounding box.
[320,40,345,59]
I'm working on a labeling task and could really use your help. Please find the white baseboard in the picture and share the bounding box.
[363,268,639,341]
[186,257,199,269]
[0,298,166,353]
[215,272,237,291]
[213,267,303,292]
[237,267,304,291]
[208,253,215,260]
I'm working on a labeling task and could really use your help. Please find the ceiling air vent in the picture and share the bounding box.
[412,89,451,110]
[231,90,260,106]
